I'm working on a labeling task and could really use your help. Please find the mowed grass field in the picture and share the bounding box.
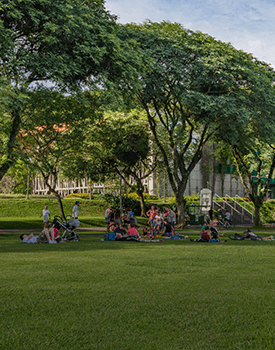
[1,234,275,349]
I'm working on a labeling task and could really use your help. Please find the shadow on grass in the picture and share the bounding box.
[0,218,43,229]
[1,235,274,255]
[0,236,171,254]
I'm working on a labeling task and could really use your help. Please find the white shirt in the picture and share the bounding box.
[42,209,50,221]
[225,212,230,220]
[248,231,257,237]
[23,236,38,243]
[73,205,79,218]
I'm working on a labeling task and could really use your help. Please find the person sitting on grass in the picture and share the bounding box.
[143,224,150,235]
[209,226,226,243]
[142,224,154,239]
[126,223,139,238]
[20,229,57,244]
[161,219,174,237]
[114,223,127,236]
[154,210,163,235]
[191,226,211,242]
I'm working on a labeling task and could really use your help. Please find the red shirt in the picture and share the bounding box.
[201,231,210,241]
[127,228,139,236]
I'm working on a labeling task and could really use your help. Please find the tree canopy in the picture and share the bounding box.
[117,21,275,223]
[0,0,142,181]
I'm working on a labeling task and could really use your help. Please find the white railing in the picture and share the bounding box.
[234,194,263,222]
[213,194,253,224]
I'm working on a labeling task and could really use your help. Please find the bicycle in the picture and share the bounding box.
[217,219,234,230]
[229,233,262,241]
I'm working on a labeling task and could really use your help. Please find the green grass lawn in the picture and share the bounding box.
[1,235,275,349]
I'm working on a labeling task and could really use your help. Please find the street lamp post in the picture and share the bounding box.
[26,158,33,199]
[118,166,123,219]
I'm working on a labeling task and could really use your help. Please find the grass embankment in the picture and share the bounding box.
[0,196,149,230]
[1,237,275,349]
[0,196,107,229]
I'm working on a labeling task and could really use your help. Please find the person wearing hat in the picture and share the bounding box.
[72,201,80,219]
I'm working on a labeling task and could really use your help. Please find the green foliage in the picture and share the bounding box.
[100,193,141,215]
[0,0,143,181]
[1,159,36,194]
[261,201,275,223]
[118,21,275,223]
[128,192,158,200]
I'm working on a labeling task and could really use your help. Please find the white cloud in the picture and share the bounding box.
[105,0,275,67]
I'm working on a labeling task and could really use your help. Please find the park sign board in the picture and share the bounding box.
[200,188,212,213]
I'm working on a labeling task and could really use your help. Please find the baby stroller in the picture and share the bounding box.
[52,216,80,242]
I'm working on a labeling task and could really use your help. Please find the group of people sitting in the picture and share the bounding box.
[191,223,226,243]
[105,206,136,231]
[106,222,163,242]
[20,223,61,244]
[104,205,184,241]
[146,205,177,235]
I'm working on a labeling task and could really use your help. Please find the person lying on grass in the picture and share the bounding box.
[243,229,262,240]
[243,229,274,241]
[20,230,57,244]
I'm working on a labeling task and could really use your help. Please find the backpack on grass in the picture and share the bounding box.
[104,232,116,241]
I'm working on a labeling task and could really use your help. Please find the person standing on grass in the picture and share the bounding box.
[146,205,156,227]
[40,206,50,227]
[208,207,214,221]
[72,201,80,219]
[167,208,176,229]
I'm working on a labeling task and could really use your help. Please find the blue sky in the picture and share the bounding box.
[105,0,275,67]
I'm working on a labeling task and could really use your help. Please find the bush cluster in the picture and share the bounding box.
[128,192,158,200]
[64,193,94,200]
[100,193,141,215]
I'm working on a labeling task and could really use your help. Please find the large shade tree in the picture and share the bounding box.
[18,90,98,219]
[72,110,155,216]
[226,88,275,226]
[118,21,275,224]
[0,0,141,181]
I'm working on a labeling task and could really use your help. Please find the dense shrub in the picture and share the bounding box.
[100,193,141,215]
[128,192,158,200]
[261,201,275,223]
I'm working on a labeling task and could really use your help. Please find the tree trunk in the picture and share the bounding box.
[175,187,186,227]
[89,183,92,200]
[135,179,147,217]
[52,190,66,220]
[44,175,66,220]
[0,110,21,181]
[254,198,262,227]
[138,192,147,217]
